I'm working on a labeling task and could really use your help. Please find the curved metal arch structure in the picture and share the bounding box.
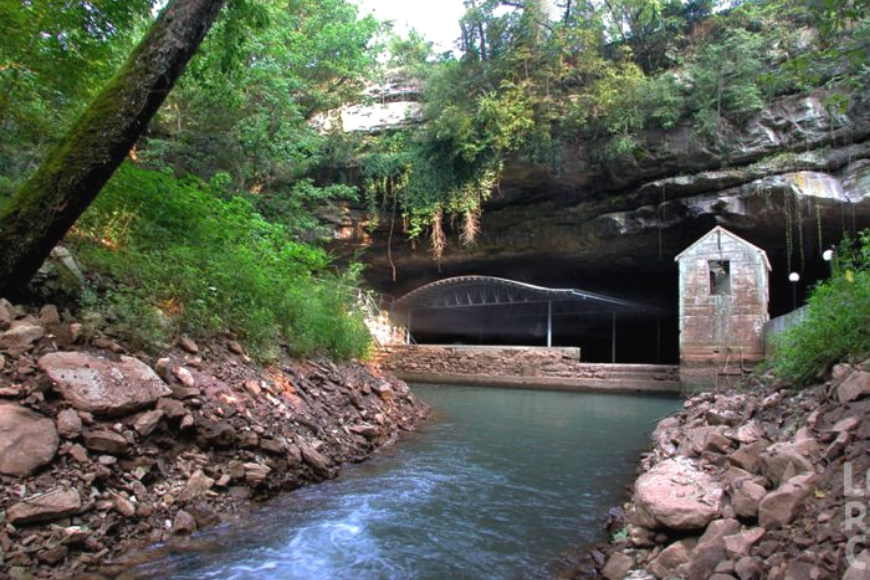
[393,276,653,313]
[391,276,669,359]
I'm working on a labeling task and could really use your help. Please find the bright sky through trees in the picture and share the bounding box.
[355,0,467,51]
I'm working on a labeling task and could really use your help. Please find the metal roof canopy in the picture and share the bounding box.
[391,276,669,356]
[393,276,666,316]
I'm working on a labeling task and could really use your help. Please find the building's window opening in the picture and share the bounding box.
[709,260,731,295]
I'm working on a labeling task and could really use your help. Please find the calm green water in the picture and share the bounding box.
[127,384,679,580]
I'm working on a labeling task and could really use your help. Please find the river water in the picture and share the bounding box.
[127,384,679,580]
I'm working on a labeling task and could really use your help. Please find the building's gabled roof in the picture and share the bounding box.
[675,226,772,271]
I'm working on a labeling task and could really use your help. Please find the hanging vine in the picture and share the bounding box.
[784,188,794,274]
[796,191,806,271]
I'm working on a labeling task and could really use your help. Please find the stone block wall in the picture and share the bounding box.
[376,345,680,393]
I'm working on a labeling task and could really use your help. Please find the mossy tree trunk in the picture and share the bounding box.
[0,0,225,295]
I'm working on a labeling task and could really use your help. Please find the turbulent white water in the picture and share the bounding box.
[127,384,679,580]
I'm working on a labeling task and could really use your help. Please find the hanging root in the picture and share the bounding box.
[461,209,480,246]
[431,209,446,262]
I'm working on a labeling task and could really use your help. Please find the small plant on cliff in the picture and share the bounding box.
[771,230,870,386]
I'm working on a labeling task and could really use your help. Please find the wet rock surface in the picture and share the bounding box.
[0,300,429,579]
[564,357,870,580]
[331,89,870,323]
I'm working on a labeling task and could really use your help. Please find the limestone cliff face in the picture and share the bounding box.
[333,88,870,310]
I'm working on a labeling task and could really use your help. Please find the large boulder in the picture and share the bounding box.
[0,403,59,477]
[38,352,171,416]
[6,488,81,525]
[633,457,724,530]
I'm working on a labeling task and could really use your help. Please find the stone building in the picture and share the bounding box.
[676,226,771,387]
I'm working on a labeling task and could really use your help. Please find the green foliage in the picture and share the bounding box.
[141,0,382,208]
[248,178,358,240]
[771,231,870,386]
[74,163,371,360]
[688,27,765,139]
[0,0,153,187]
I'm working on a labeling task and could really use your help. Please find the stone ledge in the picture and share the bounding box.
[394,371,681,395]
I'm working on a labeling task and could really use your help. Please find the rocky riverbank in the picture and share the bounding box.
[0,298,428,580]
[568,359,870,580]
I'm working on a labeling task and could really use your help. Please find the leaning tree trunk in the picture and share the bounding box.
[0,0,225,295]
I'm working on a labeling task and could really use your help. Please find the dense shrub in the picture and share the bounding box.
[72,163,371,360]
[772,230,870,385]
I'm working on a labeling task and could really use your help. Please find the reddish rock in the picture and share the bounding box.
[39,304,61,325]
[0,324,44,351]
[198,420,236,448]
[157,397,186,420]
[838,371,870,403]
[601,552,634,580]
[38,545,68,565]
[172,365,196,388]
[259,437,286,455]
[0,299,13,329]
[244,380,262,396]
[633,457,724,530]
[299,442,331,475]
[170,384,199,399]
[180,414,195,430]
[133,409,164,437]
[730,441,769,474]
[730,479,767,519]
[724,527,765,558]
[685,518,741,580]
[38,352,171,416]
[832,416,860,433]
[7,488,81,525]
[731,421,763,444]
[648,539,695,579]
[68,444,88,463]
[243,462,270,485]
[758,473,817,529]
[82,429,129,455]
[179,470,215,503]
[760,441,817,486]
[56,409,82,439]
[179,336,199,354]
[734,556,761,580]
[0,403,59,477]
[114,495,136,517]
[706,409,742,426]
[173,510,197,535]
[627,524,656,547]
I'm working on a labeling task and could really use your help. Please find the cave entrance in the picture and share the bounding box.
[391,276,673,364]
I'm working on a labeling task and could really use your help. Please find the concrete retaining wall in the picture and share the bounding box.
[764,306,809,350]
[377,345,681,394]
